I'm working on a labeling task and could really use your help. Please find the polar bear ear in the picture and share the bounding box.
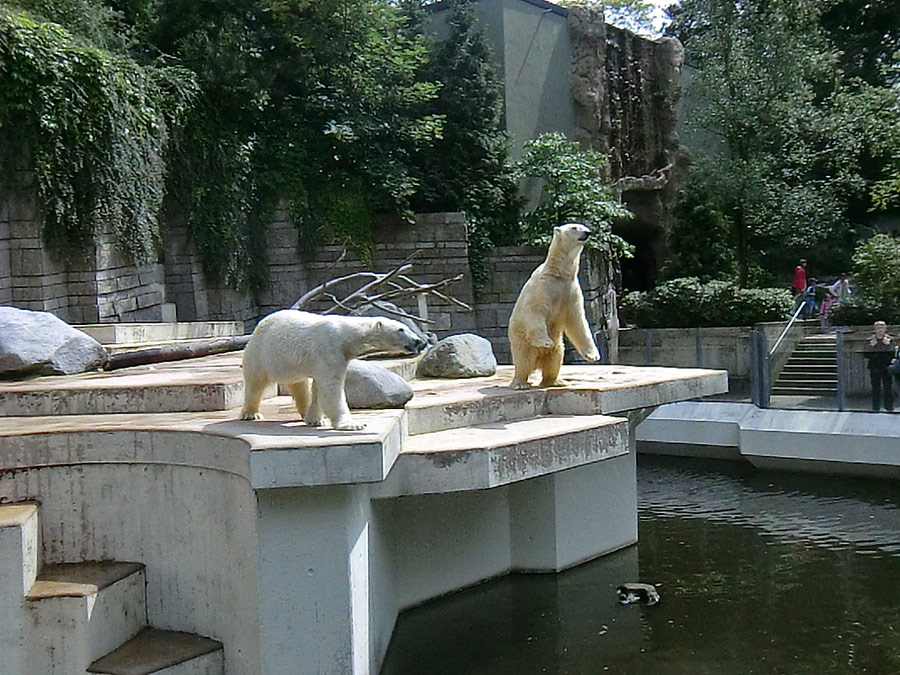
[553,225,561,233]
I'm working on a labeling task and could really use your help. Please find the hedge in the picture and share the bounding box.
[621,278,793,328]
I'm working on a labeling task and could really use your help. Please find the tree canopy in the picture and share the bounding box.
[666,0,900,286]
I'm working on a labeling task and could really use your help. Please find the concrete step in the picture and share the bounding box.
[27,562,147,674]
[771,387,838,395]
[76,322,244,346]
[0,502,40,673]
[87,627,224,675]
[786,356,837,365]
[775,375,838,384]
[375,414,629,497]
[781,363,837,372]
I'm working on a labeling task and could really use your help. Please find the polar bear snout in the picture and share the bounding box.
[405,335,428,354]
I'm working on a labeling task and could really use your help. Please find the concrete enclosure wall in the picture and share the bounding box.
[619,324,900,396]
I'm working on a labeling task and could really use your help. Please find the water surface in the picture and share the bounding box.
[381,456,900,674]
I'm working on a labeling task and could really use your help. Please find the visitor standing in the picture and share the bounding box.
[792,259,808,313]
[862,321,894,412]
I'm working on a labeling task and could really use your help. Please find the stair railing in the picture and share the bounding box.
[769,299,809,358]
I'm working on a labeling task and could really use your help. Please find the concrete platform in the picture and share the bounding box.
[637,401,900,479]
[0,357,727,675]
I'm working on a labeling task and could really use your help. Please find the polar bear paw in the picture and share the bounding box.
[509,379,532,390]
[304,414,325,427]
[240,410,263,421]
[533,337,555,350]
[334,418,366,431]
[584,347,601,362]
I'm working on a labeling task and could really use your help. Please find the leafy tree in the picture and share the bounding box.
[667,0,900,286]
[141,0,443,285]
[515,133,633,257]
[820,0,900,87]
[830,234,900,324]
[412,0,520,244]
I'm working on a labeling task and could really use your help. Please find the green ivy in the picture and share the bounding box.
[0,8,195,264]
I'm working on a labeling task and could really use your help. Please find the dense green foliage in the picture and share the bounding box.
[0,6,195,264]
[830,234,900,325]
[621,277,793,328]
[409,0,521,293]
[149,0,442,286]
[667,0,900,286]
[515,133,633,257]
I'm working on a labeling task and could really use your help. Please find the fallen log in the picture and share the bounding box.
[104,335,251,371]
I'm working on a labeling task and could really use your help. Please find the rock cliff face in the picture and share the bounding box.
[569,6,686,290]
[569,6,684,182]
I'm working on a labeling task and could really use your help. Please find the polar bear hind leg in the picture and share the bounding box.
[510,339,539,390]
[303,380,325,427]
[240,363,269,421]
[538,340,566,387]
[286,379,312,418]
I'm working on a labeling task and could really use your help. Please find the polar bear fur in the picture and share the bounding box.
[240,310,426,430]
[507,223,601,390]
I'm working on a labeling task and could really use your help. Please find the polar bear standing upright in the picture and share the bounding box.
[507,223,601,389]
[240,310,426,430]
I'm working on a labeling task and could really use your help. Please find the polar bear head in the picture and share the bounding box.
[552,223,592,253]
[364,318,428,356]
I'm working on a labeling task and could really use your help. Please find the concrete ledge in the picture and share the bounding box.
[76,322,243,345]
[374,414,628,497]
[637,401,900,479]
[408,365,728,434]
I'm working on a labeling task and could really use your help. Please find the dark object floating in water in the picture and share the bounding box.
[617,583,660,606]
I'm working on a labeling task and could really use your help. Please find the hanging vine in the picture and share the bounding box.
[0,8,196,264]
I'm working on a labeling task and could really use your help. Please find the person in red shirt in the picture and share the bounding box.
[791,259,808,294]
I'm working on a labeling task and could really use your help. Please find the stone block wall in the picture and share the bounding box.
[475,246,545,363]
[2,163,172,323]
[4,196,615,364]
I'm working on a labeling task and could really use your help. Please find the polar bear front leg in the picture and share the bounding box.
[315,372,365,431]
[565,306,601,362]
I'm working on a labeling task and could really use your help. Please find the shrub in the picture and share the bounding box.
[621,278,793,328]
[827,234,900,325]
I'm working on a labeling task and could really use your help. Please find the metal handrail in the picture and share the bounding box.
[768,300,808,358]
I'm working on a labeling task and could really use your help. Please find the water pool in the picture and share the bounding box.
[380,456,900,674]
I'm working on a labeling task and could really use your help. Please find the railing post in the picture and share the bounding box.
[750,328,761,407]
[836,331,846,412]
[759,329,770,409]
[695,327,702,368]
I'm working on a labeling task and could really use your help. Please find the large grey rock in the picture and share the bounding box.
[345,360,414,409]
[417,334,497,378]
[0,307,108,377]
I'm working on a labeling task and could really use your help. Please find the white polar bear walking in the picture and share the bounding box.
[507,223,601,390]
[240,310,426,430]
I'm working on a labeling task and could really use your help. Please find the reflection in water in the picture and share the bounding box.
[381,456,900,675]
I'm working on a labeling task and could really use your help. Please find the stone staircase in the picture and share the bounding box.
[0,503,223,675]
[772,334,838,396]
